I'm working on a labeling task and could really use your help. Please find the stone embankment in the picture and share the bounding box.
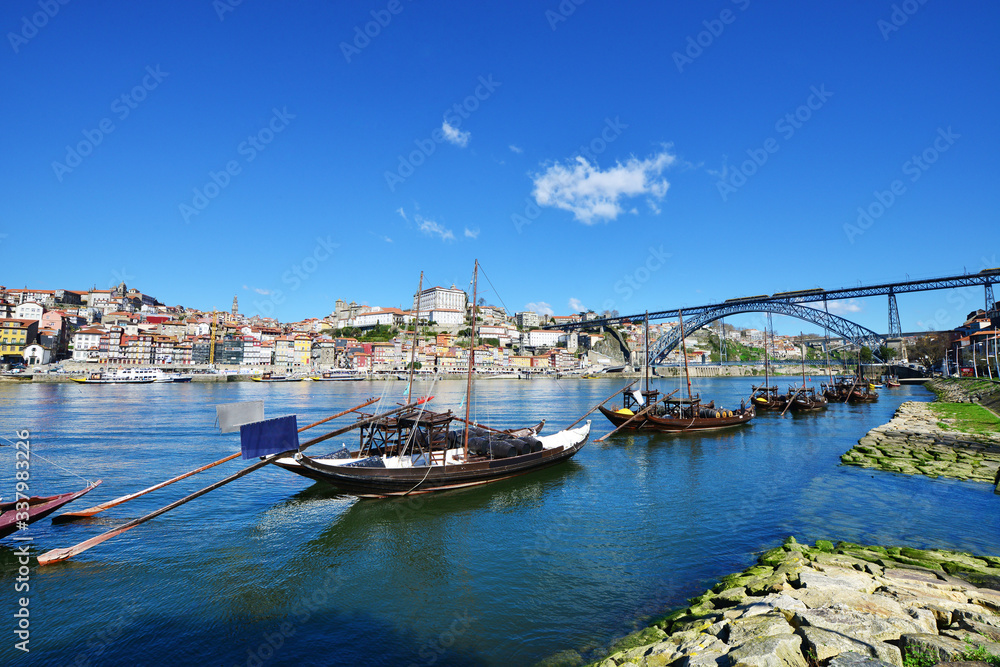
[839,380,1000,494]
[568,538,1000,667]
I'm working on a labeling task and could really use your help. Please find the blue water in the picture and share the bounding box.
[1,377,997,666]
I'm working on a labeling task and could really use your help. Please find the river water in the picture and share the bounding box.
[1,377,998,666]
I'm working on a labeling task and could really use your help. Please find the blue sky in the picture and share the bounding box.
[1,1,997,335]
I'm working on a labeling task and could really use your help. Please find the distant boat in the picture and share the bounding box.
[71,368,160,384]
[0,482,101,539]
[251,372,302,383]
[310,370,368,381]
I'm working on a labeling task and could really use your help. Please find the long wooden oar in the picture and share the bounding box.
[596,389,678,442]
[38,397,430,566]
[52,397,382,523]
[565,379,638,430]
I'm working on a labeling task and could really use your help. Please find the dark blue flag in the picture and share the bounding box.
[240,415,299,460]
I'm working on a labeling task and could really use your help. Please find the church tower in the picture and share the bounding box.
[232,295,238,316]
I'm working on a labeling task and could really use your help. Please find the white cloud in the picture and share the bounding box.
[828,299,863,314]
[525,301,554,316]
[568,297,584,312]
[509,144,523,154]
[415,214,455,242]
[396,207,407,221]
[464,227,480,239]
[442,120,470,147]
[382,236,393,243]
[531,150,675,224]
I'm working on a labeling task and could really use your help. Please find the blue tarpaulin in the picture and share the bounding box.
[240,415,299,459]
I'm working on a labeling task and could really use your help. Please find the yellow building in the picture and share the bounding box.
[293,335,312,366]
[0,319,38,360]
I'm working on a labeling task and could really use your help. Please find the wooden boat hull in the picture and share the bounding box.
[789,398,828,412]
[752,397,787,412]
[0,482,101,538]
[274,424,589,498]
[598,401,716,429]
[643,409,754,432]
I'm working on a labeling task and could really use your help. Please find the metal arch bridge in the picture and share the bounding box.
[546,267,1000,363]
[645,301,884,364]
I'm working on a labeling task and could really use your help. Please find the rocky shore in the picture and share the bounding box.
[839,381,1000,494]
[560,538,1000,667]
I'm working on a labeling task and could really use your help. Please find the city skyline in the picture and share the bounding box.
[3,2,998,337]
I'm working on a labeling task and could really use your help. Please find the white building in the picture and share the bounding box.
[14,302,44,321]
[350,307,412,328]
[413,285,467,315]
[516,311,541,329]
[527,329,564,348]
[426,308,465,326]
[72,328,104,361]
[23,344,52,365]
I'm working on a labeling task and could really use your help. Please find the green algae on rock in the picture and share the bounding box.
[567,540,1000,667]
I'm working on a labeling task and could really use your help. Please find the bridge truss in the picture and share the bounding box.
[646,302,886,364]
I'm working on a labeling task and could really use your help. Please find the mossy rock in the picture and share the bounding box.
[814,540,835,553]
[533,649,585,667]
[783,536,799,548]
[836,541,863,550]
[710,587,748,609]
[649,607,688,632]
[899,547,934,560]
[606,626,666,655]
[893,555,943,570]
[686,601,716,618]
[713,573,757,593]
[760,547,789,567]
[941,560,987,575]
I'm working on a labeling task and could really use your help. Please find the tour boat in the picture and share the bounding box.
[251,372,302,382]
[275,262,590,497]
[749,330,786,411]
[71,368,161,384]
[599,311,753,433]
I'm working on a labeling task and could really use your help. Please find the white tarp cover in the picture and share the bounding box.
[217,400,265,433]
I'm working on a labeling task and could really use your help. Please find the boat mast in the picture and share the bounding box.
[644,310,649,395]
[678,309,693,402]
[800,332,806,390]
[764,321,770,390]
[406,271,423,393]
[462,260,479,462]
